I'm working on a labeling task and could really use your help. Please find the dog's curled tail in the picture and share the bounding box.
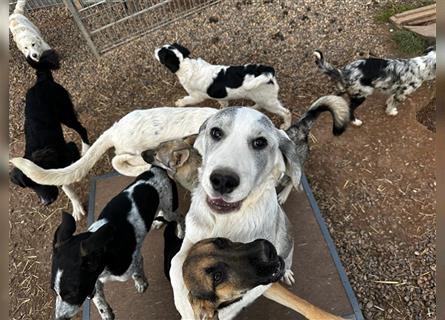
[13,0,27,14]
[10,129,114,186]
[287,95,350,141]
[313,50,344,84]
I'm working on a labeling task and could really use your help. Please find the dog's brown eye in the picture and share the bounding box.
[252,137,268,150]
[213,271,223,284]
[210,127,223,141]
[32,43,35,47]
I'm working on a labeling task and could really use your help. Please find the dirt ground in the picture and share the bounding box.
[9,1,435,319]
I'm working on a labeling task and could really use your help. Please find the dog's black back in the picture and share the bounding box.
[207,64,275,99]
[24,71,68,155]
[98,171,162,276]
[10,50,89,205]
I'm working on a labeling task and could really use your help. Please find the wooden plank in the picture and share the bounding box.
[392,3,435,19]
[405,23,436,39]
[390,4,436,26]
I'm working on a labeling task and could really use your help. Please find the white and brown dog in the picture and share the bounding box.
[155,43,292,129]
[9,0,51,61]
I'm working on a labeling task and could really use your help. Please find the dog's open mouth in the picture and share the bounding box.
[206,196,242,214]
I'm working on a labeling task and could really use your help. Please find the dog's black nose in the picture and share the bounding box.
[32,53,38,59]
[210,169,240,195]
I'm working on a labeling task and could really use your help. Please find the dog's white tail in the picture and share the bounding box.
[243,73,276,91]
[10,129,114,186]
[13,0,27,14]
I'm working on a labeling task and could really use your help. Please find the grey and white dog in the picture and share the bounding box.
[170,107,300,320]
[314,47,436,126]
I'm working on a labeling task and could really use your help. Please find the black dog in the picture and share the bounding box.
[10,50,90,220]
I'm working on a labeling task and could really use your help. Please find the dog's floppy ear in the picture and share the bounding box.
[188,293,219,320]
[10,167,27,188]
[277,130,302,189]
[80,223,115,257]
[194,119,209,156]
[172,43,190,58]
[172,149,190,168]
[53,212,76,248]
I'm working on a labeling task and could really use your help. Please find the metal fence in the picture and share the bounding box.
[9,0,64,12]
[64,0,221,57]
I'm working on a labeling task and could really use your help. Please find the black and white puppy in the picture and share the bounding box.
[51,168,182,320]
[10,50,90,220]
[155,43,292,129]
[314,47,436,126]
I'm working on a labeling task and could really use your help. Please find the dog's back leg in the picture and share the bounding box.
[64,141,81,163]
[61,185,85,221]
[349,96,366,126]
[58,97,90,154]
[259,100,292,130]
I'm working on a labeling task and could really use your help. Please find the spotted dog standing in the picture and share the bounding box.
[155,43,292,129]
[51,168,182,320]
[314,47,436,126]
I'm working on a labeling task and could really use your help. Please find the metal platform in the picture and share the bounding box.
[82,172,364,320]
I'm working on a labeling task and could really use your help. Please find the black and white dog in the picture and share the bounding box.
[9,50,90,220]
[51,168,182,320]
[155,43,292,129]
[314,47,436,126]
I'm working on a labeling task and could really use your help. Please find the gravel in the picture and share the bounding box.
[9,1,435,319]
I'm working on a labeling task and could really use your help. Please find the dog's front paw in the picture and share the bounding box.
[98,307,115,320]
[281,269,295,286]
[134,279,149,293]
[72,204,86,221]
[280,122,291,130]
[151,219,165,230]
[277,191,289,205]
[386,108,398,116]
[351,118,363,127]
[219,101,229,108]
[175,99,187,107]
[81,142,90,156]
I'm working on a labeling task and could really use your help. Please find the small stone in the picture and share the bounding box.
[272,31,285,41]
[208,16,219,23]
